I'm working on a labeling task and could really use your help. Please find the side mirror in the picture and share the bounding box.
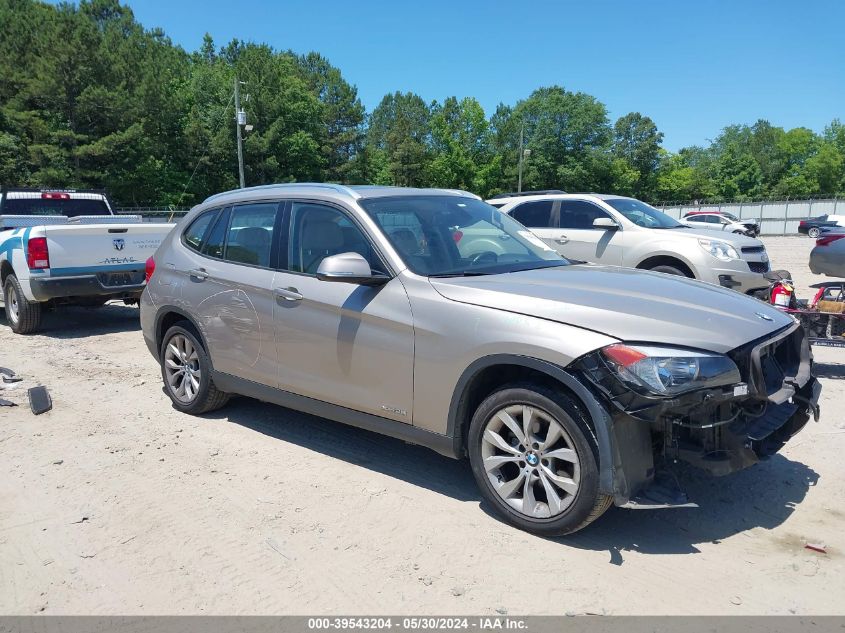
[593,217,619,230]
[316,252,389,286]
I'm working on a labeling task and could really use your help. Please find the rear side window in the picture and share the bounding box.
[182,210,217,252]
[224,204,278,267]
[510,201,554,228]
[202,207,231,259]
[559,200,612,229]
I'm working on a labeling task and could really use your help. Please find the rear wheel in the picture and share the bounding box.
[3,274,42,334]
[160,323,229,414]
[808,227,821,239]
[467,384,612,535]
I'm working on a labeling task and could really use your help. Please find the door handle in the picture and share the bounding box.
[274,287,303,302]
[188,268,208,280]
[555,236,569,244]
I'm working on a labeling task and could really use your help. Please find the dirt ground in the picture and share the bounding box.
[0,236,843,615]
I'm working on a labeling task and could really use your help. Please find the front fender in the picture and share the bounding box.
[447,354,645,503]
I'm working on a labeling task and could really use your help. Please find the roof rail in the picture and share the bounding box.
[488,189,566,200]
[203,182,362,204]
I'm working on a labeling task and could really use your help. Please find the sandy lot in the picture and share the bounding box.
[0,236,843,615]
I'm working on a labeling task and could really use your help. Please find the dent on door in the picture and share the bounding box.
[197,287,263,373]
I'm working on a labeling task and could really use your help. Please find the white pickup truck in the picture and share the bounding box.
[0,189,174,334]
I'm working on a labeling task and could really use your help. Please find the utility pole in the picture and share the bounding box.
[234,76,245,189]
[517,121,524,193]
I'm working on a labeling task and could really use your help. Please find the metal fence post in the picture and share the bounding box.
[783,198,789,236]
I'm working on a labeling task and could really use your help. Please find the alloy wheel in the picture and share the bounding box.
[481,404,581,518]
[164,333,201,403]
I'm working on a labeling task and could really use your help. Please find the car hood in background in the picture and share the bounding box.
[661,226,764,247]
[430,265,792,353]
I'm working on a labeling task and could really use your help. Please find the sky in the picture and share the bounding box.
[124,0,844,151]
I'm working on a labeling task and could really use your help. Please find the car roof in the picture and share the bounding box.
[200,183,480,208]
[488,193,631,206]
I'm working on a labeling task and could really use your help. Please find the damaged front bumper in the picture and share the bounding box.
[575,322,820,504]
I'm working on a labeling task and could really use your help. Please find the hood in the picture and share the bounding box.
[430,265,792,354]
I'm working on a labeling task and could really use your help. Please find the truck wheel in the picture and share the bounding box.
[160,323,230,414]
[808,227,821,239]
[3,274,42,334]
[467,384,612,536]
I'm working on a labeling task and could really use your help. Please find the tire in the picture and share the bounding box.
[3,274,42,334]
[160,322,230,414]
[649,264,689,277]
[467,383,612,536]
[808,227,821,239]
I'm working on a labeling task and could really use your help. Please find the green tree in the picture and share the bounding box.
[612,112,663,197]
[367,92,432,187]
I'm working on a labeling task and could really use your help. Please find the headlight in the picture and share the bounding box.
[602,344,741,396]
[698,238,740,261]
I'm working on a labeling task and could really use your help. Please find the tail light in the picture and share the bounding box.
[816,235,845,247]
[41,192,70,200]
[26,237,50,269]
[145,256,156,283]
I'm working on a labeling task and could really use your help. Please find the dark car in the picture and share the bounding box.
[798,215,843,239]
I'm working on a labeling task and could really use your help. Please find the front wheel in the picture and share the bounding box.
[3,274,42,334]
[649,264,689,277]
[160,323,230,414]
[808,227,821,239]
[467,384,612,535]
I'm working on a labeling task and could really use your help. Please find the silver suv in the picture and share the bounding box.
[141,184,819,535]
[488,193,771,295]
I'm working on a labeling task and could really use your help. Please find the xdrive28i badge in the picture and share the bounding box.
[112,239,125,251]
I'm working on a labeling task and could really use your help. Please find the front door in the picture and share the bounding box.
[272,201,414,423]
[556,199,625,266]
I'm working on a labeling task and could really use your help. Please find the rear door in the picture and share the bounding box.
[556,200,624,265]
[508,200,560,250]
[180,202,282,387]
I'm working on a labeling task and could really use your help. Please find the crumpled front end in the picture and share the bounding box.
[574,322,820,504]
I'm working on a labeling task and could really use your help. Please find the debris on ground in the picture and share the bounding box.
[28,386,52,415]
[804,542,828,554]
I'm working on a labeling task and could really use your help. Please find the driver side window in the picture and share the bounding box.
[559,201,612,229]
[287,203,386,275]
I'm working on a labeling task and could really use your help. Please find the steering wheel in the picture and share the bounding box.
[470,251,498,266]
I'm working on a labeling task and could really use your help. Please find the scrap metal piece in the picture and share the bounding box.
[28,386,52,415]
[0,398,17,407]
[0,367,22,383]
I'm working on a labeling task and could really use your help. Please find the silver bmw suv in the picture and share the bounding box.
[140,184,820,535]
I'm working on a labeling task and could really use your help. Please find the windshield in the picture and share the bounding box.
[359,195,566,276]
[1,196,111,217]
[606,198,684,229]
[721,212,739,221]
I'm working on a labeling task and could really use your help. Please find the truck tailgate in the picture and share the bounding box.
[43,223,174,276]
